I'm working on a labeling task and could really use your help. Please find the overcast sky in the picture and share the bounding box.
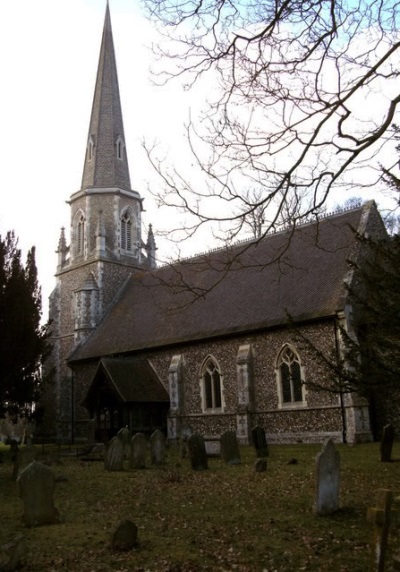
[0,0,397,323]
[0,0,203,319]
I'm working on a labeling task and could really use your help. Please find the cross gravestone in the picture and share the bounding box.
[17,461,59,527]
[220,430,241,465]
[130,433,147,469]
[104,436,124,471]
[252,426,269,458]
[187,434,208,471]
[150,430,166,466]
[380,424,395,463]
[314,438,340,516]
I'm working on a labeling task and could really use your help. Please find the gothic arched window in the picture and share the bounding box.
[201,357,223,412]
[276,345,306,406]
[75,213,85,256]
[121,210,132,251]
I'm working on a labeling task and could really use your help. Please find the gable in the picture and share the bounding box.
[82,358,170,409]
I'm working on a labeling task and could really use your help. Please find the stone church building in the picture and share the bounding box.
[47,3,387,447]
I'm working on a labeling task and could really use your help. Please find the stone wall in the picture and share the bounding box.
[70,318,373,444]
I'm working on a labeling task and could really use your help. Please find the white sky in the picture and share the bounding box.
[0,0,398,323]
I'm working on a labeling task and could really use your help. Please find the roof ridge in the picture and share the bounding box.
[157,203,365,267]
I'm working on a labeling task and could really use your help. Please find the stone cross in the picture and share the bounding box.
[380,424,395,463]
[150,430,166,466]
[314,438,340,516]
[187,434,208,471]
[17,461,59,527]
[367,489,400,572]
[220,430,241,465]
[130,433,147,469]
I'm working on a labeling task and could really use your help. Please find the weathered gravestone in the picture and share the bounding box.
[150,430,166,466]
[254,458,267,472]
[380,424,395,463]
[17,461,60,527]
[314,438,340,516]
[130,433,147,469]
[220,430,241,465]
[187,434,208,471]
[117,427,131,459]
[111,519,138,551]
[252,426,269,458]
[104,436,124,471]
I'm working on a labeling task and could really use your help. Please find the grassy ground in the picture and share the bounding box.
[0,442,399,571]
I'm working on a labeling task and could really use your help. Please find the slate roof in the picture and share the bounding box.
[69,202,377,363]
[83,358,170,407]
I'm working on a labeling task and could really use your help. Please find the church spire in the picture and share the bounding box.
[81,2,131,191]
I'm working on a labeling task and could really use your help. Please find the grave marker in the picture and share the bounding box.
[104,436,124,471]
[367,489,394,572]
[252,426,269,458]
[130,433,147,469]
[220,430,241,465]
[111,519,138,551]
[187,434,208,471]
[17,461,59,527]
[380,424,395,463]
[150,430,166,466]
[314,438,340,516]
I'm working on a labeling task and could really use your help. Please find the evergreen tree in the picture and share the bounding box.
[0,231,51,419]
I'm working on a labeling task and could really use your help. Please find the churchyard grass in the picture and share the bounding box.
[0,442,399,571]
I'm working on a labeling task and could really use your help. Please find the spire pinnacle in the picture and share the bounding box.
[81,2,131,191]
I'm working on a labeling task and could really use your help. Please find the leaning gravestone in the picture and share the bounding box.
[111,519,138,551]
[220,430,241,465]
[130,433,147,469]
[314,438,340,516]
[187,434,208,471]
[380,424,395,463]
[252,426,269,458]
[17,461,59,527]
[104,436,124,471]
[150,430,166,466]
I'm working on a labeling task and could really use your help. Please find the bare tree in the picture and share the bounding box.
[142,0,400,245]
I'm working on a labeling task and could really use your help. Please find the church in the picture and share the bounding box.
[46,2,387,448]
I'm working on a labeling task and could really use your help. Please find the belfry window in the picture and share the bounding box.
[121,211,132,251]
[77,214,85,255]
[201,357,223,412]
[277,345,305,405]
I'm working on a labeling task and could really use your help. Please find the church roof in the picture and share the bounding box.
[80,2,131,191]
[69,202,383,363]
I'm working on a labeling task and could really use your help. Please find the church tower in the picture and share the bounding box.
[47,2,155,439]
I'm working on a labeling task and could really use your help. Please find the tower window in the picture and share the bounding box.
[77,214,85,255]
[121,211,132,251]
